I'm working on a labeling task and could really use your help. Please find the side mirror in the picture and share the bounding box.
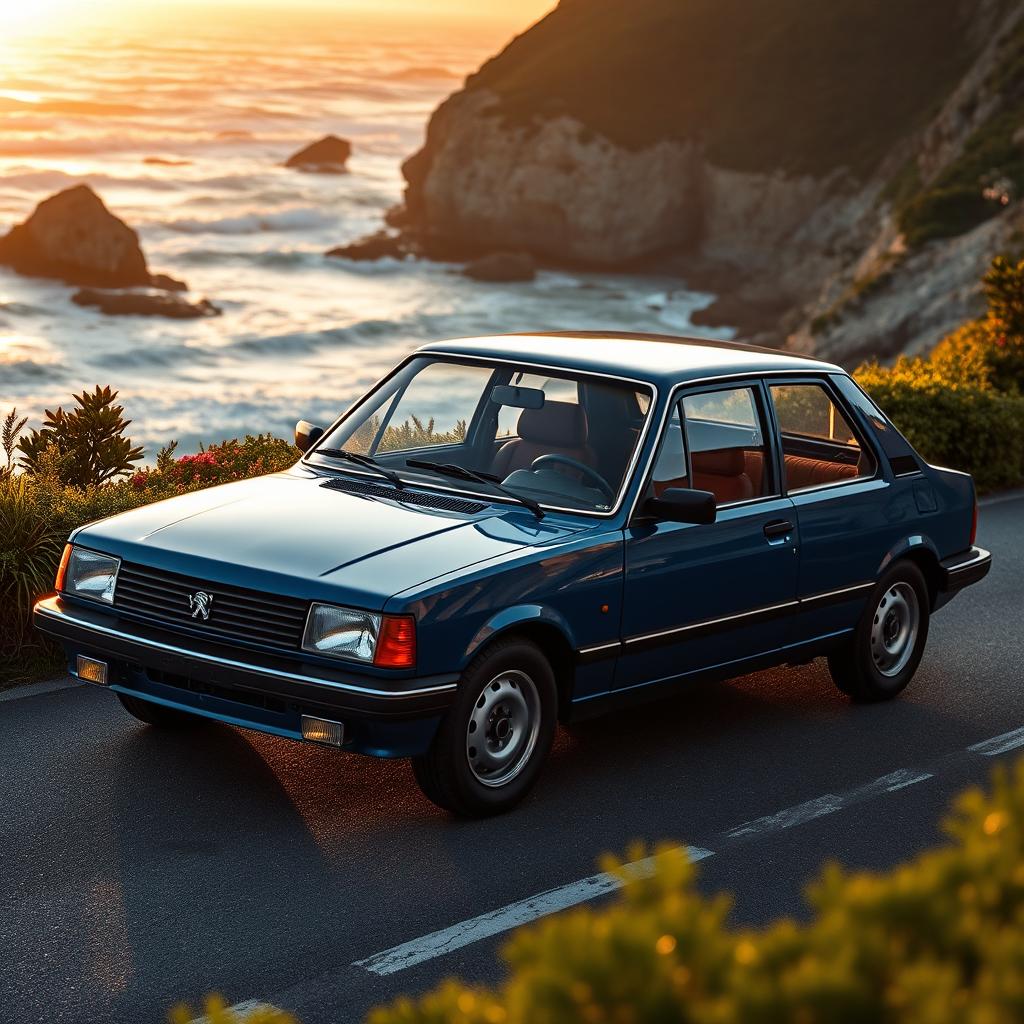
[295,419,324,454]
[641,487,716,525]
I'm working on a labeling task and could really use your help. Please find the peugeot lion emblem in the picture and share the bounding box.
[188,591,214,621]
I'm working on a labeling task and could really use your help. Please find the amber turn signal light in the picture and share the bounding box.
[374,615,416,669]
[55,544,72,591]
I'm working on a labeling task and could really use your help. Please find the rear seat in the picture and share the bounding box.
[744,450,859,491]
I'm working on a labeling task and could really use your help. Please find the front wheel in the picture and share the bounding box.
[828,561,930,703]
[412,638,557,817]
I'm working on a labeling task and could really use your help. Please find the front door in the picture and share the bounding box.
[617,381,800,691]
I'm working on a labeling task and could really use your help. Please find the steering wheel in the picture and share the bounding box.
[529,454,615,502]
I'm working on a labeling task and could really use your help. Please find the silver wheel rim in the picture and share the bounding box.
[466,669,541,788]
[870,582,920,677]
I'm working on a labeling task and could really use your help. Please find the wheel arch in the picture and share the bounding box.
[462,606,577,721]
[877,535,942,609]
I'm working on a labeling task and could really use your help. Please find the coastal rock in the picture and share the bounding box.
[149,272,189,292]
[0,184,191,292]
[285,134,351,173]
[394,0,1019,356]
[325,230,407,261]
[403,90,702,265]
[0,184,151,287]
[463,251,536,282]
[72,288,221,319]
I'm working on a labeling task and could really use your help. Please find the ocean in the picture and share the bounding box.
[0,8,730,457]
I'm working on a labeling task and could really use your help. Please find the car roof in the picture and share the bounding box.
[418,331,843,388]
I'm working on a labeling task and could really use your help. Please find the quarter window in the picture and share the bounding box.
[769,383,875,491]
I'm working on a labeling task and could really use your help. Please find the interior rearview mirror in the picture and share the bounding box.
[641,487,716,525]
[490,384,545,410]
[295,419,324,454]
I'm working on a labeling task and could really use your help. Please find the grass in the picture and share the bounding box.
[464,0,981,178]
[0,643,63,691]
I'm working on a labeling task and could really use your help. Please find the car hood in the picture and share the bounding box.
[74,469,589,609]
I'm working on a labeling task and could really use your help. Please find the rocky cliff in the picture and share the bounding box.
[396,0,1024,362]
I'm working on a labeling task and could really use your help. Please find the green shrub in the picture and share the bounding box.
[855,365,1024,492]
[853,255,1024,491]
[17,385,144,487]
[898,184,999,247]
[370,758,1024,1024]
[0,397,299,686]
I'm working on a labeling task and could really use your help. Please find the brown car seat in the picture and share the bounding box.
[692,449,755,504]
[491,401,595,479]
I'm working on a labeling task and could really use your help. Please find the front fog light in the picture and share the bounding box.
[302,604,380,662]
[76,656,108,685]
[64,547,120,605]
[301,715,344,747]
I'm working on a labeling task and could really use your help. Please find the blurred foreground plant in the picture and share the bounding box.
[370,758,1024,1024]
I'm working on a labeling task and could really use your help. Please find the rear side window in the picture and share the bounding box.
[769,382,876,492]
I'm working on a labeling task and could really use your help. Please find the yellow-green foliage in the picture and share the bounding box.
[169,995,297,1024]
[370,759,1024,1024]
[854,256,1024,492]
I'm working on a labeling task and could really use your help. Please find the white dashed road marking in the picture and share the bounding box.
[968,725,1024,756]
[355,846,715,976]
[349,739,1018,977]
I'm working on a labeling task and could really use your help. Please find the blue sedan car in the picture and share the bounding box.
[34,333,991,816]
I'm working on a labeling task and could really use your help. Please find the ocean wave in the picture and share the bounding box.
[162,207,339,235]
[227,314,451,357]
[0,167,182,192]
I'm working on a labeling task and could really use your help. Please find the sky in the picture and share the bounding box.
[0,0,557,37]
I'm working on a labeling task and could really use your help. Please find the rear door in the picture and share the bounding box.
[765,377,887,643]
[617,380,800,691]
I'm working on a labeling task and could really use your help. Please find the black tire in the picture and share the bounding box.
[828,560,930,703]
[117,692,200,728]
[412,637,557,817]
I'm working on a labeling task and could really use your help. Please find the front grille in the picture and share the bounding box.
[321,477,487,514]
[114,562,309,651]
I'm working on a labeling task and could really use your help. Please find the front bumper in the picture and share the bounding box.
[33,596,456,757]
[939,546,992,593]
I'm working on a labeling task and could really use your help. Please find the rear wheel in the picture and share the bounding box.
[828,561,930,703]
[117,692,200,728]
[412,638,557,817]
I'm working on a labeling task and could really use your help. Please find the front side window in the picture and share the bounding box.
[769,382,876,491]
[314,356,653,514]
[648,385,772,505]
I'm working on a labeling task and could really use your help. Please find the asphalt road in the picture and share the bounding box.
[1,494,1022,1024]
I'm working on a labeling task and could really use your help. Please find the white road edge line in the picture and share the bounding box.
[354,846,715,976]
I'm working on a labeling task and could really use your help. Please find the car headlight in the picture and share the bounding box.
[61,546,120,605]
[302,603,416,668]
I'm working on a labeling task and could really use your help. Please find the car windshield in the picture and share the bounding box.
[311,356,654,514]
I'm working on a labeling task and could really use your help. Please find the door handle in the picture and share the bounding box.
[763,519,793,540]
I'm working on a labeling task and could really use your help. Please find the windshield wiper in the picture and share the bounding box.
[405,459,545,519]
[314,448,405,489]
